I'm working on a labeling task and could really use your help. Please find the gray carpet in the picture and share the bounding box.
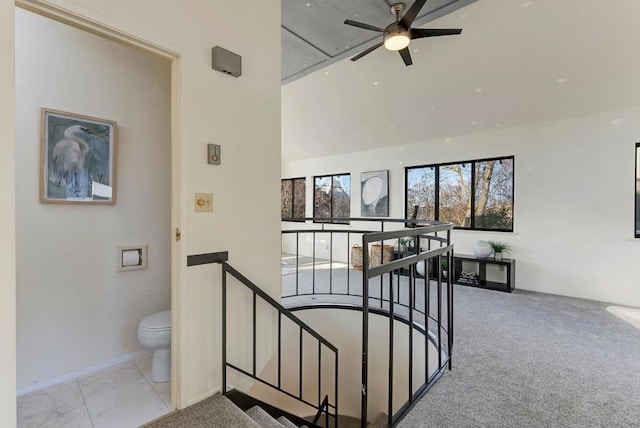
[397,286,640,427]
[144,393,260,428]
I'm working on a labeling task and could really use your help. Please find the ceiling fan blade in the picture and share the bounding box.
[344,19,384,32]
[350,42,384,61]
[411,28,463,39]
[399,0,427,29]
[399,47,413,66]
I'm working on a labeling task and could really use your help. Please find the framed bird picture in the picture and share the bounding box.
[40,108,117,204]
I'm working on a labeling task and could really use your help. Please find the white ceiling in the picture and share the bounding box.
[282,0,640,162]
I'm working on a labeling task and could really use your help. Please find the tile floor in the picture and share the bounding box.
[17,354,172,428]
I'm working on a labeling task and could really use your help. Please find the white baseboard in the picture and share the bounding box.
[186,387,221,407]
[17,349,152,396]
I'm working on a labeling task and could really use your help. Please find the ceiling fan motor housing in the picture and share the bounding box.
[384,23,411,50]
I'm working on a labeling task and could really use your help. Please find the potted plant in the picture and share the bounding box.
[488,241,511,261]
[441,260,448,278]
[399,237,411,253]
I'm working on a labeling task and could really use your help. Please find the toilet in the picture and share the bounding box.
[137,310,171,383]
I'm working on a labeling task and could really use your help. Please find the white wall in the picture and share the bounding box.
[15,9,171,390]
[0,0,16,423]
[283,108,640,308]
[0,1,281,423]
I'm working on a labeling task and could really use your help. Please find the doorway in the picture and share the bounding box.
[14,4,182,427]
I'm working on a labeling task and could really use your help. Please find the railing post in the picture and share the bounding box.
[437,254,443,370]
[222,262,227,394]
[408,263,414,402]
[425,249,430,384]
[330,231,333,294]
[347,232,350,295]
[335,348,339,428]
[253,292,257,376]
[388,271,394,426]
[295,232,299,295]
[448,230,454,371]
[361,235,369,428]
[318,340,321,407]
[299,326,303,400]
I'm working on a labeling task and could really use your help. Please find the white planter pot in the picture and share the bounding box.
[416,260,425,277]
[472,240,493,258]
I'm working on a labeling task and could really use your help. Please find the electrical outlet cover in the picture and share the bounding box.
[195,193,213,212]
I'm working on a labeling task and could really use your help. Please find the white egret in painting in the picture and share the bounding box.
[51,124,94,197]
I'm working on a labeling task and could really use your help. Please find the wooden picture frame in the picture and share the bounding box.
[40,108,117,204]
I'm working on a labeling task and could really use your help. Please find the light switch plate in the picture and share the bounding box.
[195,193,213,212]
[208,144,221,165]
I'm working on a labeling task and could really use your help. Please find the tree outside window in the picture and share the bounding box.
[314,174,351,223]
[405,156,514,231]
[281,177,306,221]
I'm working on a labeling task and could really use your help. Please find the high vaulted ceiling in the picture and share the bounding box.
[281,0,475,83]
[282,0,640,162]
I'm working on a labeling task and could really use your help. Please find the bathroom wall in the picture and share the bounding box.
[15,9,171,390]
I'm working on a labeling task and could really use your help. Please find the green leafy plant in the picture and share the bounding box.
[399,237,411,251]
[488,240,511,253]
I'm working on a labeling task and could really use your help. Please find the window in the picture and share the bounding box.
[314,174,351,223]
[281,177,306,220]
[405,156,514,231]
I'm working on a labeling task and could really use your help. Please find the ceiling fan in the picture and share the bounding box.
[344,0,463,66]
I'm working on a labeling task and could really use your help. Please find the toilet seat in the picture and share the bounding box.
[139,310,171,332]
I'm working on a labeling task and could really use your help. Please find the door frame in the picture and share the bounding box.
[14,0,187,409]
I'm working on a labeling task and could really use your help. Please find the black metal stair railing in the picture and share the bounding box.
[281,217,454,427]
[187,252,338,427]
[361,225,453,427]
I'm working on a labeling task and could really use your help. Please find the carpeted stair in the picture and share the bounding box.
[144,390,389,428]
[144,391,312,428]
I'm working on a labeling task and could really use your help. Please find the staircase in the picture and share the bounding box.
[144,390,387,428]
[144,391,313,428]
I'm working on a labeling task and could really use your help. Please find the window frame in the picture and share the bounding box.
[404,155,515,232]
[281,177,306,222]
[313,173,351,224]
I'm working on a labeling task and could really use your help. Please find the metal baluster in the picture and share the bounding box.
[312,231,316,295]
[295,232,299,296]
[278,312,282,389]
[335,349,339,428]
[222,263,227,394]
[388,271,394,425]
[299,326,303,400]
[408,261,414,401]
[253,292,257,376]
[330,231,333,295]
[347,232,350,296]
[437,254,442,370]
[361,237,369,426]
[318,340,321,407]
[448,229,454,370]
[425,252,430,384]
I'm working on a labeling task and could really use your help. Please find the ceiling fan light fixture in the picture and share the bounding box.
[384,32,411,50]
